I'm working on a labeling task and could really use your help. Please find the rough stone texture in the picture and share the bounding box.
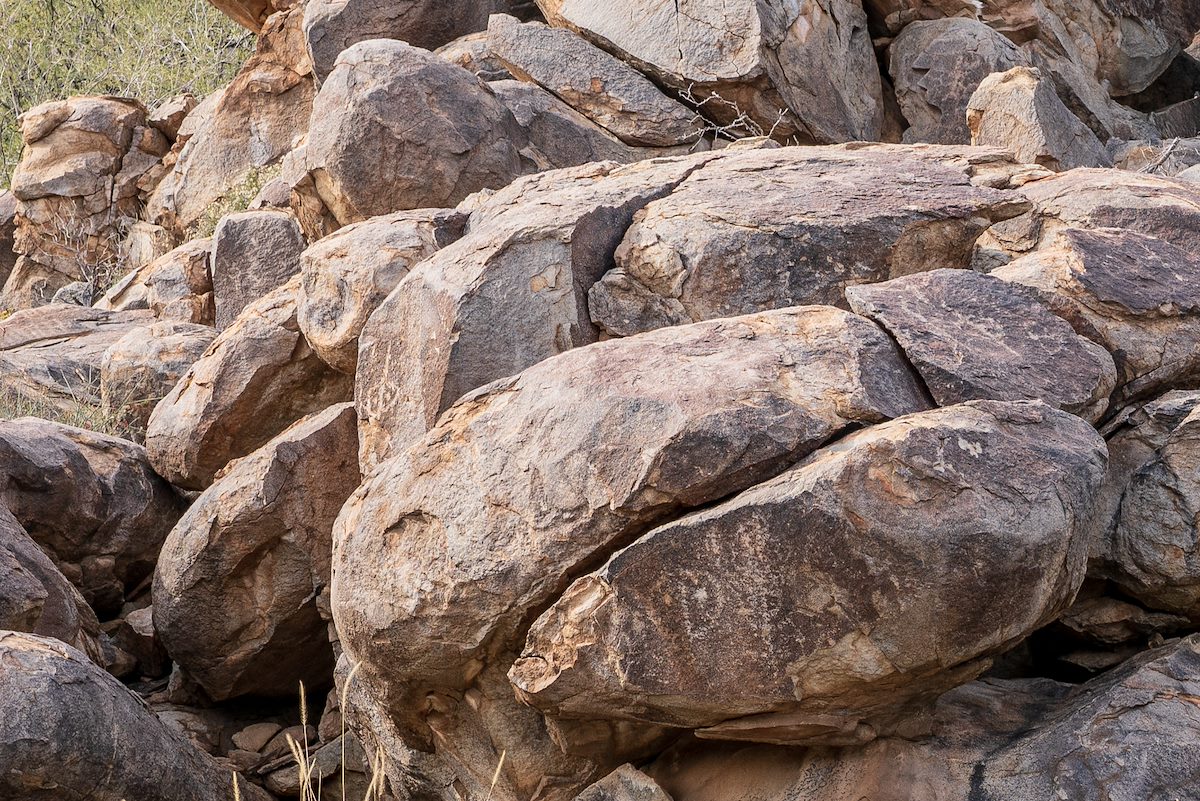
[4,96,168,309]
[535,0,884,144]
[154,403,358,700]
[145,276,353,490]
[488,14,702,147]
[0,305,154,415]
[354,155,721,468]
[645,635,1200,801]
[95,238,215,324]
[208,0,276,31]
[146,7,313,235]
[294,39,525,235]
[0,418,185,615]
[436,31,513,82]
[302,0,533,84]
[1109,137,1200,175]
[0,504,107,666]
[211,210,305,329]
[0,632,269,801]
[297,209,467,374]
[588,145,1035,338]
[1055,593,1189,647]
[100,321,217,429]
[976,169,1200,268]
[0,191,16,291]
[846,269,1116,422]
[889,18,1029,145]
[575,765,672,801]
[335,306,930,800]
[513,401,1106,746]
[148,93,198,142]
[967,67,1112,172]
[994,227,1200,407]
[864,0,996,35]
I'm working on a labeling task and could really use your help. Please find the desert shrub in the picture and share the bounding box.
[0,0,252,187]
[191,162,283,239]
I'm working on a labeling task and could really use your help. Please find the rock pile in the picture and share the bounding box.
[2,0,1200,799]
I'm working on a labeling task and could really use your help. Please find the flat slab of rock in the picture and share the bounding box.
[145,276,352,490]
[335,306,930,797]
[0,418,184,615]
[154,403,359,700]
[0,632,269,801]
[589,145,1035,338]
[512,401,1106,745]
[846,269,1116,422]
[212,210,305,329]
[297,209,467,374]
[488,14,702,147]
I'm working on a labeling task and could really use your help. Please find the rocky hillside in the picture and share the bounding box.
[2,1,1200,799]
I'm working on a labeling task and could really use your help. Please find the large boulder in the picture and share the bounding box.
[534,0,884,143]
[0,418,185,615]
[354,154,719,468]
[966,67,1112,171]
[0,505,107,666]
[208,0,276,31]
[335,306,931,800]
[888,18,1028,144]
[100,321,218,429]
[297,208,467,374]
[3,97,167,309]
[845,269,1116,422]
[588,145,1037,338]
[0,632,269,801]
[211,210,305,329]
[512,401,1106,746]
[994,227,1200,408]
[145,276,353,490]
[154,403,359,700]
[94,237,215,324]
[487,14,702,147]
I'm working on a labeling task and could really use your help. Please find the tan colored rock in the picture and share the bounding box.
[993,227,1200,407]
[1,504,108,666]
[211,210,305,329]
[145,276,352,490]
[4,97,168,309]
[100,321,217,428]
[0,418,185,615]
[95,238,214,324]
[588,145,1034,338]
[488,14,702,147]
[576,765,672,801]
[154,403,358,700]
[148,93,198,142]
[0,632,270,801]
[1109,137,1200,175]
[846,269,1116,422]
[535,0,884,143]
[436,31,513,81]
[512,401,1105,746]
[0,305,153,415]
[864,0,991,35]
[353,155,716,468]
[889,18,1028,144]
[967,67,1112,171]
[1055,594,1189,647]
[297,208,466,374]
[208,0,275,31]
[335,306,930,799]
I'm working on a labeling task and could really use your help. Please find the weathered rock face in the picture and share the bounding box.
[0,305,153,415]
[588,145,1035,338]
[154,403,359,700]
[994,227,1200,407]
[535,0,884,144]
[488,14,702,147]
[576,765,672,801]
[1109,136,1200,175]
[295,39,525,235]
[436,31,514,81]
[967,67,1112,171]
[0,504,107,666]
[100,321,217,429]
[864,0,993,35]
[354,155,717,468]
[4,96,168,309]
[0,418,185,615]
[303,0,534,84]
[512,402,1105,746]
[94,237,215,324]
[146,7,313,235]
[889,18,1028,144]
[145,276,352,490]
[846,269,1116,422]
[0,191,16,291]
[336,306,930,798]
[208,0,276,31]
[211,210,305,329]
[645,635,1200,801]
[297,209,467,374]
[0,632,269,801]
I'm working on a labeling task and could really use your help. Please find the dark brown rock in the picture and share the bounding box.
[211,210,305,329]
